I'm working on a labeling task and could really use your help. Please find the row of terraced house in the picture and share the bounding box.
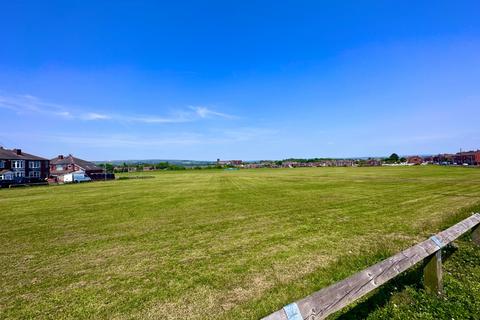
[423,150,480,166]
[0,147,112,187]
[221,150,480,169]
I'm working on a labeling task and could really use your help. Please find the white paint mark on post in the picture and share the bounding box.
[283,303,303,320]
[430,235,444,248]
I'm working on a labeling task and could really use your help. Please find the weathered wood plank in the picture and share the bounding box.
[423,250,443,296]
[262,213,480,320]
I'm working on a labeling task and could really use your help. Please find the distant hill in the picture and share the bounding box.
[93,159,216,167]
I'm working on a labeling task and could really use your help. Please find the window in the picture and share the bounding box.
[0,161,4,168]
[29,161,41,169]
[56,164,63,171]
[29,171,41,178]
[12,160,24,169]
[0,172,13,180]
[14,171,24,177]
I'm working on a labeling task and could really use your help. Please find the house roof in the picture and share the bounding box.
[455,150,480,156]
[0,148,48,161]
[50,155,102,171]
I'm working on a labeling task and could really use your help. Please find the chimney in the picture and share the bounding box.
[58,155,64,159]
[14,149,22,155]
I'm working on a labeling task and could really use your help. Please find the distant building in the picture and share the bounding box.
[216,159,243,166]
[407,156,424,165]
[365,159,382,166]
[422,156,432,163]
[453,150,480,165]
[432,154,454,165]
[50,154,109,182]
[0,147,49,183]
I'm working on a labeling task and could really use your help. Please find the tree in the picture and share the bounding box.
[389,153,400,162]
[156,162,170,170]
[99,163,114,173]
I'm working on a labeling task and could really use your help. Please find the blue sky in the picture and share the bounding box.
[1,1,479,160]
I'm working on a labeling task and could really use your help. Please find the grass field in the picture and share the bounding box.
[1,166,480,319]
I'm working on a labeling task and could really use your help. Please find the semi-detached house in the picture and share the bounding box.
[0,147,49,182]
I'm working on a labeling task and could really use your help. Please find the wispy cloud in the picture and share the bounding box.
[82,112,111,120]
[0,93,237,124]
[1,127,277,148]
[190,106,237,119]
[119,114,192,124]
[0,94,70,116]
[55,111,73,118]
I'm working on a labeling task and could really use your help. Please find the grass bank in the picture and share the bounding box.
[1,166,479,319]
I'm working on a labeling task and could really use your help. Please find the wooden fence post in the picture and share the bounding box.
[473,225,480,246]
[423,250,443,296]
[262,214,480,320]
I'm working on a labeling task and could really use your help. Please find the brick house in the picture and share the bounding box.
[453,150,480,165]
[0,147,49,182]
[49,154,104,182]
[365,159,382,166]
[407,156,424,165]
[432,154,454,164]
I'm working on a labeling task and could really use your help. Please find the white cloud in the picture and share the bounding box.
[53,134,203,147]
[82,112,111,120]
[190,106,236,119]
[0,94,72,116]
[1,126,276,148]
[120,114,191,124]
[0,93,237,124]
[55,111,73,118]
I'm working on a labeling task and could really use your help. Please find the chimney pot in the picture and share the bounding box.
[58,155,64,159]
[15,149,22,155]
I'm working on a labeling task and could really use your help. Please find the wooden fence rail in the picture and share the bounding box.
[262,213,480,320]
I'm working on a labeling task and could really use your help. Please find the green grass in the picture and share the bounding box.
[1,166,479,319]
[364,236,480,320]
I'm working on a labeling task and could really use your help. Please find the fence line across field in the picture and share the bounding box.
[262,213,480,320]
